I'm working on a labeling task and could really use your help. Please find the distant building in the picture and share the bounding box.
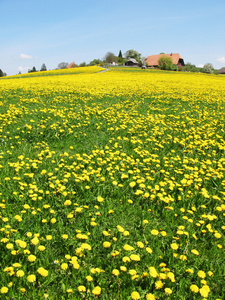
[146,53,185,68]
[68,62,77,68]
[125,58,139,67]
[218,67,225,74]
[110,62,118,66]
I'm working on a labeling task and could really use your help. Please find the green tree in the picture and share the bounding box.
[89,59,102,66]
[58,62,68,69]
[104,52,115,64]
[124,49,141,62]
[28,66,37,73]
[172,64,178,71]
[117,50,125,64]
[0,69,4,77]
[203,63,214,74]
[158,55,173,70]
[40,63,47,71]
[79,62,86,67]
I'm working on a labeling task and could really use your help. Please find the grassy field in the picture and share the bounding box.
[0,66,225,299]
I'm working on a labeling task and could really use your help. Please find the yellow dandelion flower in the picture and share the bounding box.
[97,196,104,203]
[37,267,48,277]
[122,256,131,263]
[61,263,68,270]
[155,280,163,289]
[165,288,172,294]
[103,241,111,248]
[78,285,86,292]
[123,231,130,236]
[62,234,68,239]
[92,286,101,296]
[16,270,25,277]
[199,287,209,297]
[6,243,14,249]
[170,243,179,250]
[137,241,144,248]
[86,275,93,282]
[149,267,158,278]
[0,287,8,294]
[160,231,167,236]
[129,182,136,188]
[38,245,45,251]
[123,244,134,251]
[190,284,199,293]
[146,293,155,300]
[31,237,39,245]
[197,270,206,279]
[50,218,56,224]
[112,269,120,276]
[146,247,153,254]
[191,249,199,255]
[28,255,36,262]
[64,200,72,206]
[130,254,140,261]
[151,229,159,236]
[131,291,140,300]
[27,274,36,283]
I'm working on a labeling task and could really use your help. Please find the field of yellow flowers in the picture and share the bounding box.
[0,66,225,299]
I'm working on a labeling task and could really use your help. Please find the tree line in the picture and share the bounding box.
[56,50,143,69]
[0,69,7,77]
[1,50,221,77]
[155,55,217,74]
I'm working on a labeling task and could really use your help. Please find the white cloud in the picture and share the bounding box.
[217,57,225,64]
[20,53,33,59]
[17,66,29,73]
[197,64,204,68]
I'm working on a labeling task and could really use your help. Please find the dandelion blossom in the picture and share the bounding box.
[27,274,36,283]
[131,291,140,300]
[0,287,8,294]
[146,293,155,300]
[151,229,159,236]
[92,286,101,296]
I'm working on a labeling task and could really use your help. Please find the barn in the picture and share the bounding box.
[124,58,139,67]
[146,53,185,68]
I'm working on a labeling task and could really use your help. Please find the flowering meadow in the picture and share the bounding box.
[0,66,225,299]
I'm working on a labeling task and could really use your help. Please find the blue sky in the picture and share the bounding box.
[1,0,225,75]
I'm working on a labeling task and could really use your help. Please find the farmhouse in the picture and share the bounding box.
[125,58,139,67]
[68,62,77,68]
[146,53,185,68]
[218,68,225,74]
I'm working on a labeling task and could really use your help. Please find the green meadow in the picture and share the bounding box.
[0,67,224,299]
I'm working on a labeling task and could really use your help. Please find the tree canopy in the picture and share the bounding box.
[58,62,68,69]
[158,55,173,70]
[104,52,115,64]
[28,66,37,73]
[89,59,102,66]
[203,63,214,74]
[124,49,141,62]
[40,63,47,71]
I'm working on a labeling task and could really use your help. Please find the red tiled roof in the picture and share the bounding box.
[146,53,183,66]
[68,62,76,68]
